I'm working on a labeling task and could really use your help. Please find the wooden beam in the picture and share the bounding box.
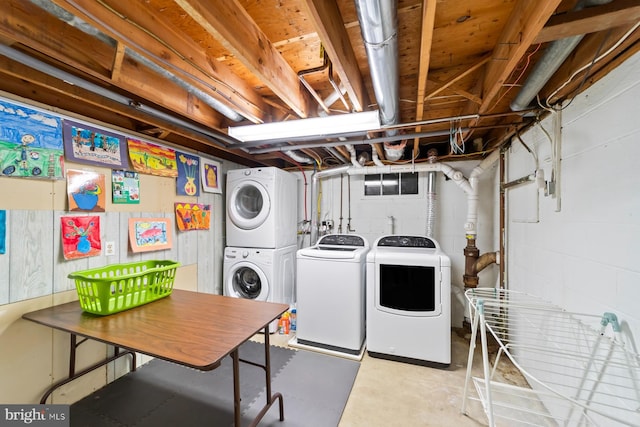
[0,56,274,167]
[534,0,640,44]
[413,0,437,160]
[175,0,314,119]
[481,0,563,114]
[301,0,369,113]
[0,0,224,130]
[51,0,268,123]
[542,23,640,105]
[425,54,491,100]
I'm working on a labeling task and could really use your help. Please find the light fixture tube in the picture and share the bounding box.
[228,110,381,142]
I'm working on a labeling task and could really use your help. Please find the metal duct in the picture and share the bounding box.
[354,0,400,130]
[511,0,613,111]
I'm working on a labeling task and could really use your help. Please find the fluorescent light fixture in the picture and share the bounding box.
[228,110,381,142]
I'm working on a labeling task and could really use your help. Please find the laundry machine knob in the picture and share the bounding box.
[242,251,249,258]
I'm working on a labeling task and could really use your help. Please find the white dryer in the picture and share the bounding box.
[296,234,369,355]
[366,235,451,367]
[226,167,297,249]
[223,245,296,333]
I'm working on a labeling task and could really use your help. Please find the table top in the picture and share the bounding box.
[22,290,289,370]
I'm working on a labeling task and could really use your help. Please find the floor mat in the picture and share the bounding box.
[70,340,359,427]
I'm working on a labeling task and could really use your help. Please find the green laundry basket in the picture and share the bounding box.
[69,260,179,315]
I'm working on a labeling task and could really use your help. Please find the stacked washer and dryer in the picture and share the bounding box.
[223,167,298,333]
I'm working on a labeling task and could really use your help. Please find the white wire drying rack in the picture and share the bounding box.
[461,288,640,427]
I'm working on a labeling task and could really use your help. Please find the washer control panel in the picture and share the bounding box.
[377,235,436,248]
[317,234,366,247]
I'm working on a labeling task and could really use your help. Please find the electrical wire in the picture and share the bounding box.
[544,21,640,109]
[490,43,542,112]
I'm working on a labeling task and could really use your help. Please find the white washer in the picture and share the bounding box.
[296,234,369,355]
[366,235,451,367]
[223,245,296,333]
[226,167,297,249]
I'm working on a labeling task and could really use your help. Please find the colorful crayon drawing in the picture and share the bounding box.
[67,170,106,212]
[61,215,101,259]
[175,203,211,231]
[127,138,177,177]
[201,159,222,194]
[129,217,172,252]
[176,151,200,196]
[0,99,65,179]
[63,120,128,169]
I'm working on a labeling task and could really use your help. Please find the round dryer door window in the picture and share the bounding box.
[228,180,271,230]
[227,262,269,300]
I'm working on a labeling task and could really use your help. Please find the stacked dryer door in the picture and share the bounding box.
[366,235,451,367]
[296,234,369,354]
[224,245,296,333]
[226,167,297,249]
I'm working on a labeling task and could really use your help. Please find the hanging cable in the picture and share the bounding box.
[544,21,640,109]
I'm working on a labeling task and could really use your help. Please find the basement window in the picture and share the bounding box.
[364,173,419,196]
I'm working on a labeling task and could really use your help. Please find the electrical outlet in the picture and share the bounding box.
[105,241,116,256]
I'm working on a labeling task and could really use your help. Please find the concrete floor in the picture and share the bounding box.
[260,328,523,427]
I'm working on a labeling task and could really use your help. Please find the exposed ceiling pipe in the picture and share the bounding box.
[510,0,614,111]
[0,43,234,147]
[29,0,245,122]
[326,147,349,164]
[246,129,463,153]
[307,151,500,245]
[354,0,402,160]
[284,150,314,164]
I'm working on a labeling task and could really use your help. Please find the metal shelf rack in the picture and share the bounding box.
[461,288,640,427]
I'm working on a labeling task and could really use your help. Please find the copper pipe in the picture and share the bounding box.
[463,238,480,288]
[474,252,497,274]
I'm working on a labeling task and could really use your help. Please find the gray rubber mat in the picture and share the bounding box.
[70,341,360,426]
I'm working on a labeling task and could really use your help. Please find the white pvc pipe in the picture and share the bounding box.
[309,152,500,244]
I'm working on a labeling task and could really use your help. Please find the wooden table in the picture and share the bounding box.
[22,289,289,427]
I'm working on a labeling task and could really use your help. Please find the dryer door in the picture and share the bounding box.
[226,261,270,301]
[227,180,271,230]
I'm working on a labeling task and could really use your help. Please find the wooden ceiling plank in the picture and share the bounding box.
[51,0,268,123]
[534,0,640,44]
[175,0,314,119]
[413,0,437,159]
[301,0,369,113]
[426,54,491,100]
[0,1,226,130]
[481,0,563,114]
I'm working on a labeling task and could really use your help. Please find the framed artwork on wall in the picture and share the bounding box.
[200,159,222,194]
[128,217,172,252]
[63,120,129,169]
